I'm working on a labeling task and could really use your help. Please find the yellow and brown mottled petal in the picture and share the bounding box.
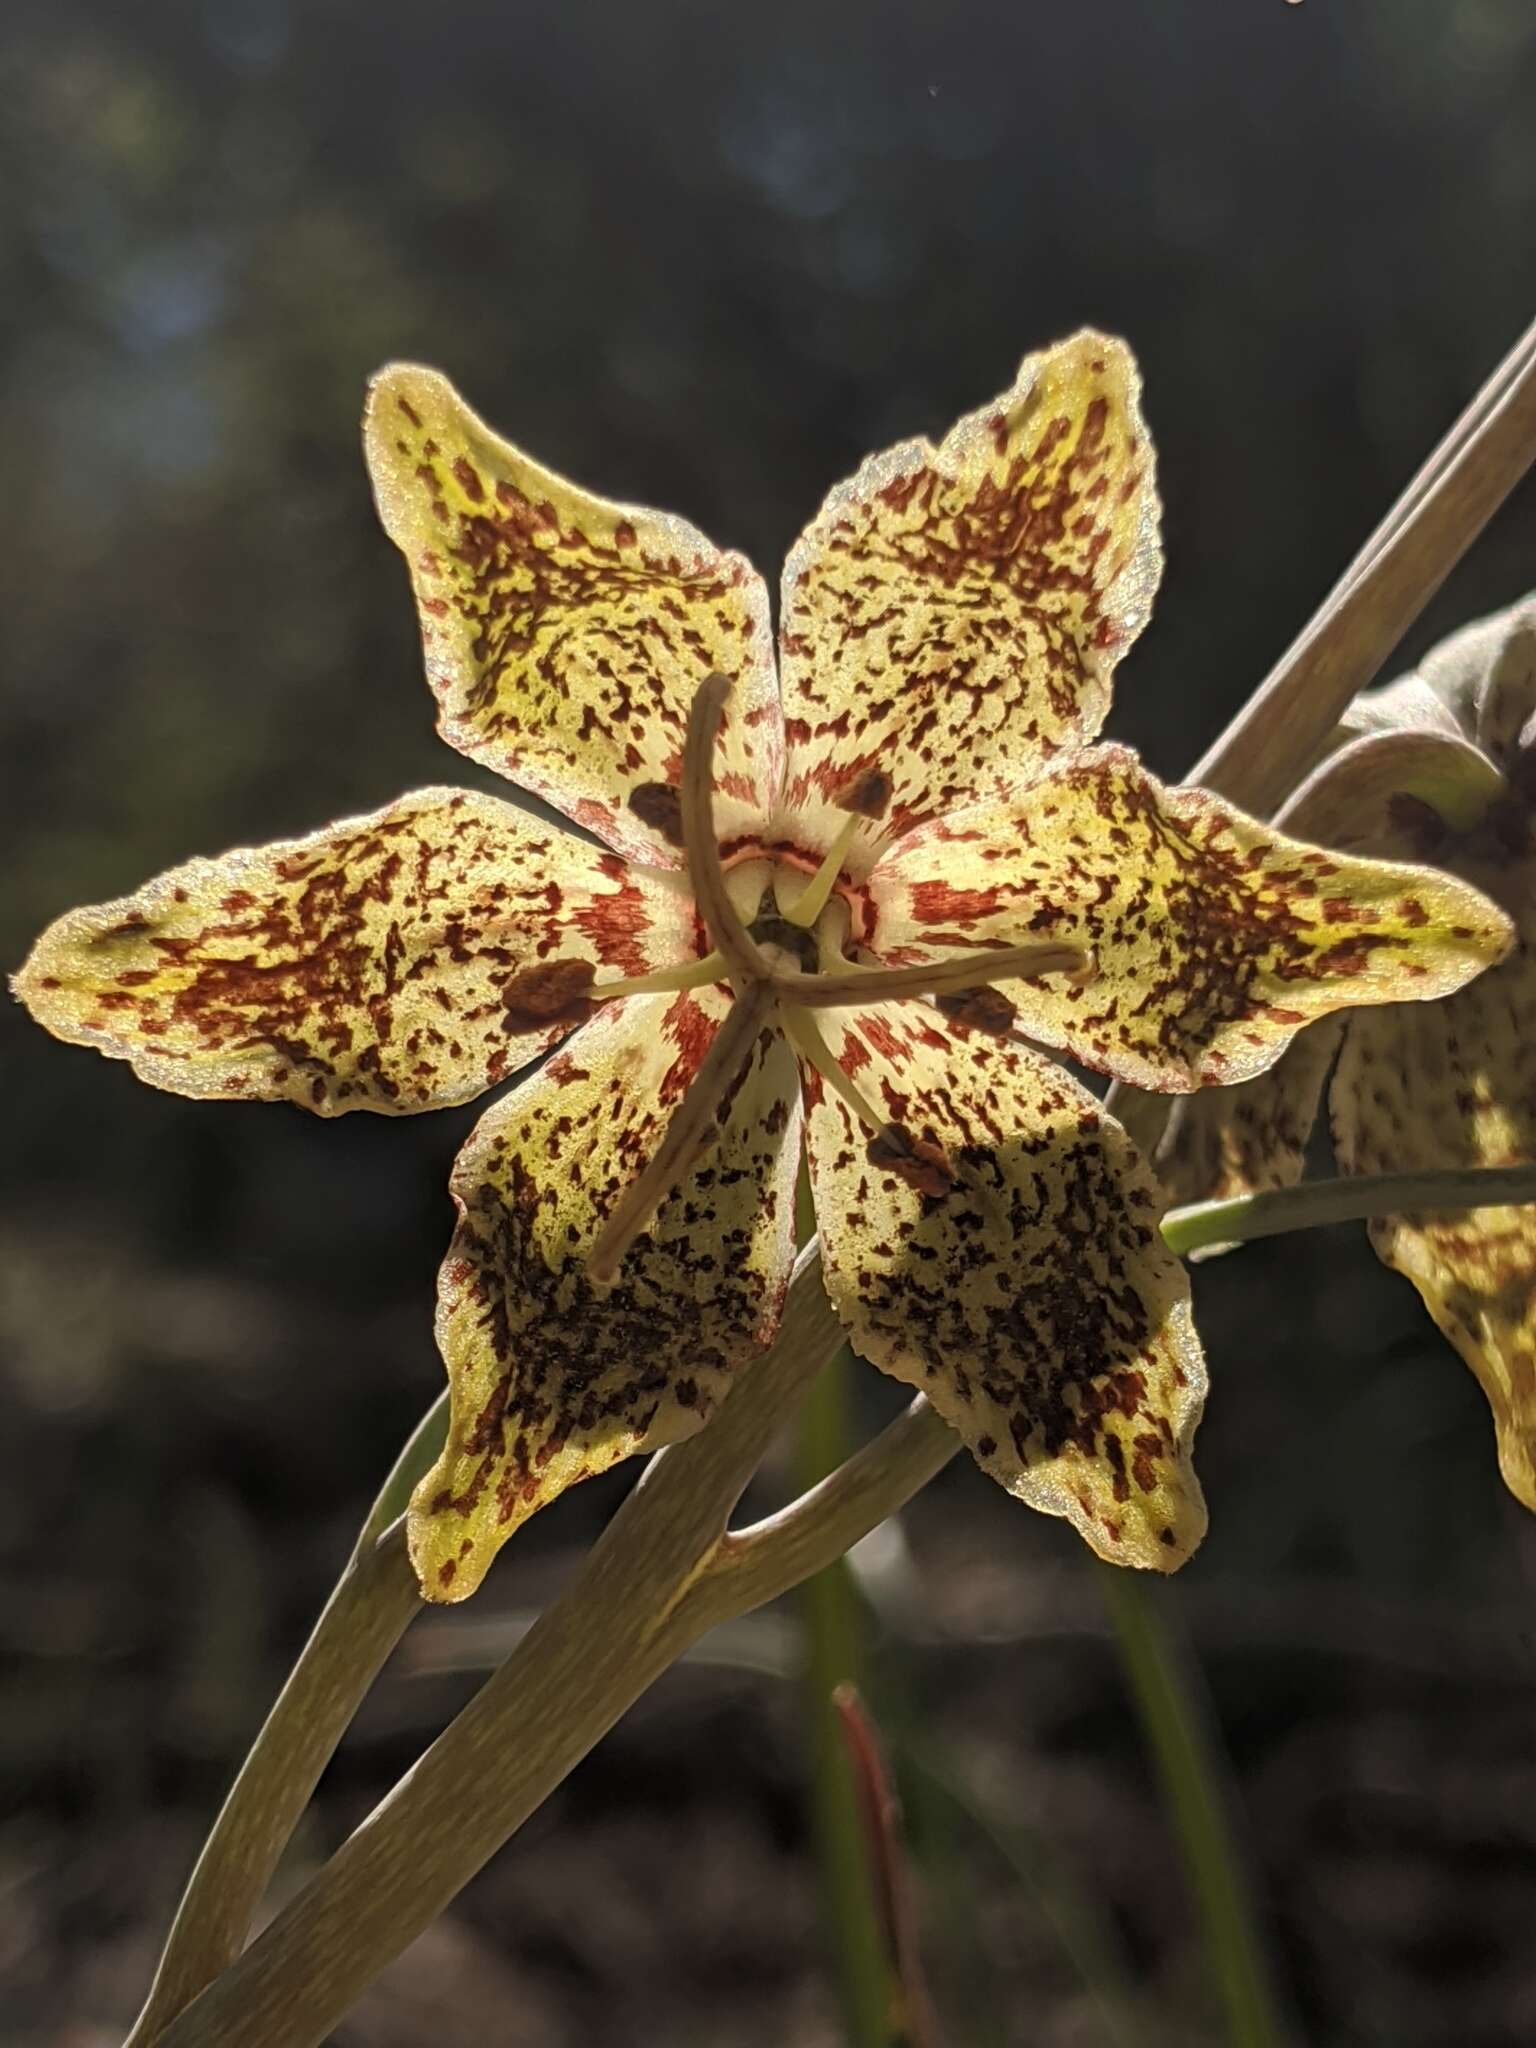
[774,331,1160,865]
[1331,874,1536,1512]
[865,743,1512,1093]
[410,989,801,1600]
[13,788,696,1115]
[798,1002,1206,1569]
[365,363,783,867]
[1154,1019,1341,1256]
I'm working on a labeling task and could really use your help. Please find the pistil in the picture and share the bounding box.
[681,673,772,981]
[585,672,777,1285]
[587,981,776,1286]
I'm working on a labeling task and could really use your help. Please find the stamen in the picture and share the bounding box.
[831,764,893,821]
[681,673,771,982]
[502,959,597,1033]
[770,940,1090,1007]
[781,814,861,930]
[586,982,774,1286]
[590,950,730,1001]
[625,781,687,848]
[779,1009,958,1199]
[778,1005,886,1136]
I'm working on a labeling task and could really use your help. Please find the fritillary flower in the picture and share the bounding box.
[1161,597,1536,1508]
[14,336,1510,1598]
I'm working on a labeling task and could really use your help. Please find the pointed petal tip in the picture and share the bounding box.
[406,1490,498,1605]
[363,358,781,865]
[13,789,693,1116]
[1006,1432,1208,1573]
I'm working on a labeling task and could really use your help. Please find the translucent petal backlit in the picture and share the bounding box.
[1331,879,1536,1511]
[411,991,801,1599]
[798,1003,1207,1570]
[868,744,1512,1093]
[14,789,695,1115]
[775,332,1160,862]
[365,364,784,867]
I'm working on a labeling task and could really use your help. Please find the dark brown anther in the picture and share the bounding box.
[626,780,686,847]
[866,1122,956,1197]
[502,958,597,1032]
[934,986,1018,1036]
[833,764,894,821]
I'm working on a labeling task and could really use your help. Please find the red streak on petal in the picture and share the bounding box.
[903,879,1003,925]
[857,1016,905,1063]
[658,990,716,1104]
[840,1033,873,1075]
[570,856,671,978]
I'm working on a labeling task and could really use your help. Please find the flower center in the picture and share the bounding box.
[584,674,1088,1283]
[746,907,820,976]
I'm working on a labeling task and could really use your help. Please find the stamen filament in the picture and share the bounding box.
[777,1005,887,1136]
[781,815,861,929]
[681,673,771,982]
[770,940,1089,1007]
[587,981,775,1286]
[591,951,729,1001]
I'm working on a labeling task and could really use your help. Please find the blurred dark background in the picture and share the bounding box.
[3,1,1536,2042]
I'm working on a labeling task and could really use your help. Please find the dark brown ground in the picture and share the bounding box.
[4,1,1536,2042]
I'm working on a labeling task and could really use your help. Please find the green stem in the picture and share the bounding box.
[126,1394,447,2048]
[1161,1162,1536,1259]
[154,1245,862,2048]
[126,1523,423,2048]
[1097,1568,1290,2048]
[139,1163,1535,2045]
[798,1350,893,2048]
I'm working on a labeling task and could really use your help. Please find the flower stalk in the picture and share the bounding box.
[1191,311,1536,818]
[138,1161,1536,2048]
[123,1390,448,2048]
[1160,1162,1536,1260]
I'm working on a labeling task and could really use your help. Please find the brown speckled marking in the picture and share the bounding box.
[15,789,697,1115]
[798,1000,1207,1569]
[410,992,802,1599]
[365,365,783,869]
[17,338,1520,1600]
[1332,858,1536,1511]
[871,745,1510,1092]
[774,332,1161,864]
